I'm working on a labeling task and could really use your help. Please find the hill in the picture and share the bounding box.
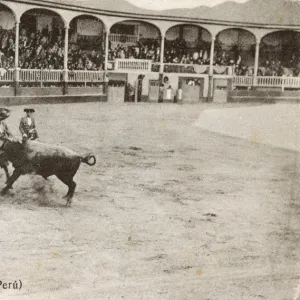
[41,0,300,25]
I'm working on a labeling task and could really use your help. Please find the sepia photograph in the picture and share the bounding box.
[0,0,299,299]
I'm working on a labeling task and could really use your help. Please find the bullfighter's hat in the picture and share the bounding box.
[0,107,10,121]
[24,108,35,113]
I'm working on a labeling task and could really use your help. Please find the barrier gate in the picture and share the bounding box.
[179,77,204,102]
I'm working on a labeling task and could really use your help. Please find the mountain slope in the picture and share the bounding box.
[40,0,300,25]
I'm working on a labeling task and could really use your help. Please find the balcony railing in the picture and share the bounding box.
[233,76,300,89]
[233,76,254,86]
[68,70,105,82]
[163,64,234,75]
[2,67,300,90]
[20,69,63,82]
[0,68,14,81]
[114,59,152,72]
[109,34,138,44]
[163,64,209,74]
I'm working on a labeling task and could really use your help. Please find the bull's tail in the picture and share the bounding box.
[81,154,96,166]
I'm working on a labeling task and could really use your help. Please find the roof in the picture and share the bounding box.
[8,0,300,26]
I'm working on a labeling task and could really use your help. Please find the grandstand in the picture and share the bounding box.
[0,0,300,103]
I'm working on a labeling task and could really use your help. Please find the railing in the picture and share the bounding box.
[68,70,105,82]
[233,76,300,89]
[115,59,152,72]
[20,69,63,82]
[257,76,300,88]
[4,68,300,90]
[0,68,14,81]
[108,60,236,74]
[109,34,138,44]
[233,76,253,86]
[163,64,209,74]
[162,64,234,75]
[257,76,284,87]
[282,77,300,88]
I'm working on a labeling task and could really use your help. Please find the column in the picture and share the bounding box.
[159,34,165,74]
[15,22,19,69]
[104,30,109,71]
[104,30,110,96]
[209,36,215,76]
[14,21,20,96]
[63,26,69,94]
[208,36,215,100]
[63,26,69,71]
[254,39,260,85]
[159,34,165,102]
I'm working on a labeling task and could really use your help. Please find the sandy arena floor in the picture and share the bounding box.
[0,102,299,300]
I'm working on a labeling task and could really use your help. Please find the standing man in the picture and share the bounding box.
[0,107,17,182]
[19,108,38,141]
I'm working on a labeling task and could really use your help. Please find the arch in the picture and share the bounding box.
[68,14,105,55]
[18,8,67,70]
[0,2,17,27]
[20,7,67,28]
[108,20,162,63]
[215,28,256,56]
[165,23,213,39]
[216,27,257,43]
[69,14,105,34]
[260,29,299,42]
[209,27,257,71]
[163,24,213,66]
[164,23,213,51]
[68,14,106,31]
[259,30,300,68]
[110,19,162,38]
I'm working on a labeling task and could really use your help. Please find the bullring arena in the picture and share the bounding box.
[0,0,300,299]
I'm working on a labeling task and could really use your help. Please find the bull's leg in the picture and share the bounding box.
[1,169,21,195]
[2,165,10,184]
[56,174,77,206]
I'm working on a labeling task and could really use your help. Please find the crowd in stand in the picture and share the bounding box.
[0,25,104,71]
[108,37,246,75]
[108,40,160,62]
[258,56,300,76]
[0,27,15,69]
[68,49,104,71]
[2,25,300,76]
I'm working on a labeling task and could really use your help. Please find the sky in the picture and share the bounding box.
[127,0,248,10]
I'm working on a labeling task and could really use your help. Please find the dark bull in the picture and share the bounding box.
[0,138,96,206]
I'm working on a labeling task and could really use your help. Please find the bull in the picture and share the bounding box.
[0,138,96,206]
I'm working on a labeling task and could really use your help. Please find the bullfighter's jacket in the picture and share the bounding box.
[19,117,38,137]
